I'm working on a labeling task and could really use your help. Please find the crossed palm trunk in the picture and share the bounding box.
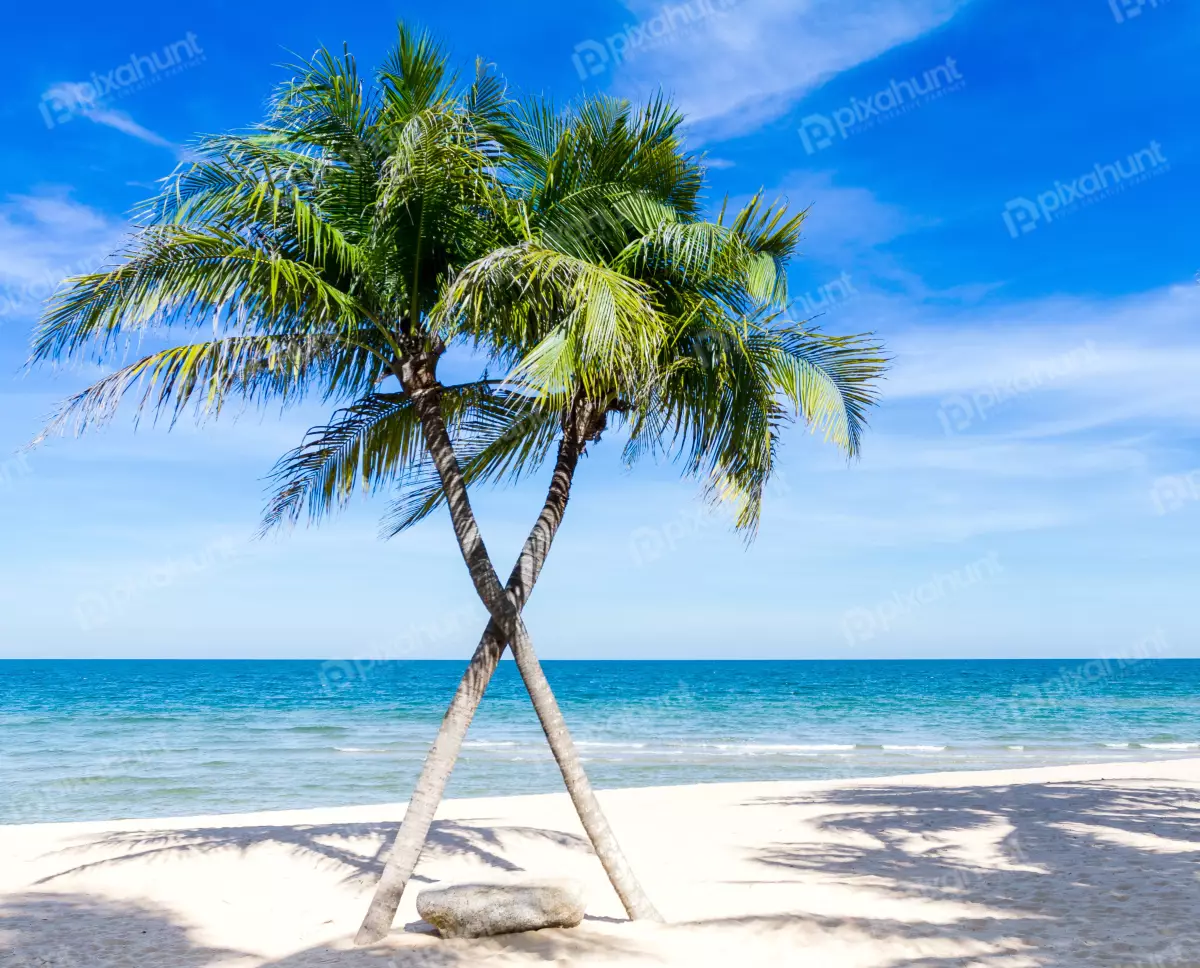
[355,373,660,944]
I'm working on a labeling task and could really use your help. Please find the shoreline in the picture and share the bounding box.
[9,745,1200,829]
[3,757,1199,965]
[7,755,1199,833]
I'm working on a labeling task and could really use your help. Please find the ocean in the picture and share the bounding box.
[2,659,1198,824]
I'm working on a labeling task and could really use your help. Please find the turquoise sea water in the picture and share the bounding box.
[2,659,1198,824]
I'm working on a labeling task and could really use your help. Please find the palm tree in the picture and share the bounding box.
[29,25,887,942]
[266,96,887,940]
[29,26,663,924]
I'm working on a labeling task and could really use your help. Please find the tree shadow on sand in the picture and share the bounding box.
[0,892,649,968]
[33,819,589,889]
[13,779,1200,965]
[0,893,248,968]
[737,776,1200,967]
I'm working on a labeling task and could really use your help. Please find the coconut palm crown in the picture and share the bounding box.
[261,91,887,541]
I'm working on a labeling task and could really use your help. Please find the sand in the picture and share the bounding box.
[3,759,1200,967]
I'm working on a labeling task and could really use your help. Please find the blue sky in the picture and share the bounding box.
[1,0,1197,659]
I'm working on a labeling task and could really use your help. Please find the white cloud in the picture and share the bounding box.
[41,82,176,150]
[84,107,176,149]
[859,435,1151,479]
[0,191,125,322]
[609,0,971,142]
[780,504,1072,546]
[780,169,927,258]
[753,279,1200,552]
[745,173,985,308]
[881,285,1200,426]
[767,179,1200,416]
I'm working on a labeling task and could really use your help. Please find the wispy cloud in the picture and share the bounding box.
[881,285,1200,423]
[778,170,930,257]
[0,191,125,322]
[753,172,993,311]
[769,280,1200,550]
[611,0,971,143]
[83,107,176,150]
[40,82,176,150]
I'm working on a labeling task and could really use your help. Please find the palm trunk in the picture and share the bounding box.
[501,611,661,918]
[355,431,582,945]
[395,374,659,927]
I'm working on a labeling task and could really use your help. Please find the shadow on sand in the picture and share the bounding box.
[0,891,649,968]
[730,776,1200,966]
[4,818,629,966]
[33,818,589,888]
[5,777,1200,966]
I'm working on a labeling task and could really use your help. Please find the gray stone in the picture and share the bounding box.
[415,876,587,939]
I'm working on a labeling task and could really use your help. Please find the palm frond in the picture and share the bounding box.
[36,334,348,442]
[262,379,516,531]
[770,326,888,457]
[31,226,377,365]
[437,242,666,399]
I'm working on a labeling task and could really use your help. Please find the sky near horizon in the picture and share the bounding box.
[0,0,1196,660]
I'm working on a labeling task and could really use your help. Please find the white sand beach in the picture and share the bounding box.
[3,759,1199,967]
